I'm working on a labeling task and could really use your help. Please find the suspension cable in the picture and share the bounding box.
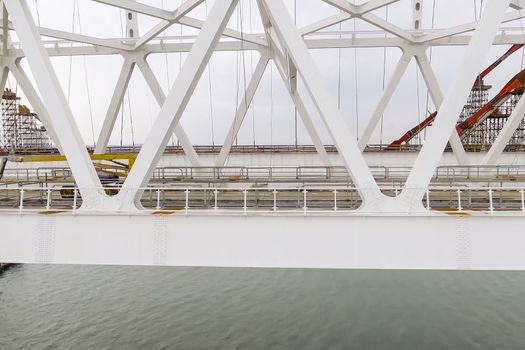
[294,0,298,147]
[248,0,256,146]
[270,62,274,166]
[76,0,96,147]
[353,18,360,141]
[119,101,124,147]
[415,64,422,145]
[127,90,135,148]
[424,0,436,141]
[66,0,77,104]
[380,6,389,146]
[205,0,216,147]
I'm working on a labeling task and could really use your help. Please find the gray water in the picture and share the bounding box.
[1,265,525,350]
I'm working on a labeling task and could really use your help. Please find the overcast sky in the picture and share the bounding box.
[6,0,525,148]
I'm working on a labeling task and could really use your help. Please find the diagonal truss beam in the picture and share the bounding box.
[134,0,204,50]
[91,0,173,20]
[215,51,270,167]
[4,0,103,204]
[414,51,469,166]
[121,0,238,200]
[258,0,331,167]
[300,12,352,36]
[136,57,201,166]
[95,57,135,154]
[262,0,381,203]
[8,62,63,153]
[178,16,267,47]
[322,0,412,42]
[400,0,512,205]
[358,50,411,150]
[417,10,525,43]
[271,52,332,167]
[482,93,525,165]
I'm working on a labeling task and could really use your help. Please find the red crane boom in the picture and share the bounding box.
[388,44,524,149]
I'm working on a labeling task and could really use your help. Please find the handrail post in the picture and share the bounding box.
[73,188,78,213]
[520,188,525,213]
[426,189,431,211]
[214,189,218,210]
[19,188,24,214]
[333,189,337,211]
[46,187,51,210]
[243,189,247,215]
[273,189,277,212]
[303,189,307,215]
[185,189,189,215]
[489,188,494,214]
[156,189,161,211]
[457,189,462,211]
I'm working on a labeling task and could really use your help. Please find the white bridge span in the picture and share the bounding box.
[1,0,525,269]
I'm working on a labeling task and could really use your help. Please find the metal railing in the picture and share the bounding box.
[1,185,524,215]
[4,165,525,186]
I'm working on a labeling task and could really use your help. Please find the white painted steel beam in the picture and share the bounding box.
[178,16,267,47]
[358,51,411,150]
[216,52,270,167]
[272,52,332,167]
[95,58,135,154]
[483,94,525,165]
[136,58,201,167]
[2,213,525,271]
[134,0,204,50]
[91,0,173,20]
[121,0,238,204]
[417,10,525,43]
[4,0,103,206]
[261,0,382,206]
[299,12,352,36]
[8,62,63,154]
[401,0,512,208]
[357,0,399,14]
[0,64,8,92]
[414,51,469,166]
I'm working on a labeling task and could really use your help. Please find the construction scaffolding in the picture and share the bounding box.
[0,89,52,152]
[460,88,525,146]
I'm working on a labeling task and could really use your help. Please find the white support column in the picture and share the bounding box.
[401,0,511,207]
[4,0,103,206]
[272,52,332,167]
[125,4,139,44]
[215,52,270,167]
[8,62,63,154]
[415,51,469,165]
[136,57,201,166]
[262,0,382,206]
[412,0,422,31]
[95,58,135,154]
[121,0,238,202]
[358,51,411,150]
[483,93,525,165]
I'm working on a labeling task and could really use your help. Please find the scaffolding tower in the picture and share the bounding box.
[459,86,525,146]
[0,89,52,152]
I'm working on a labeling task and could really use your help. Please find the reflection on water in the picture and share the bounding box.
[1,265,525,349]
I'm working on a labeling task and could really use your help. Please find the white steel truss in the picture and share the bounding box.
[0,0,524,213]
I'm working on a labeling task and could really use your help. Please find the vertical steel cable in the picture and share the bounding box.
[353,18,359,140]
[205,0,216,147]
[294,0,298,147]
[76,1,96,147]
[380,6,388,146]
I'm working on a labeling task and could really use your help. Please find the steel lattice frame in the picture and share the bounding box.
[0,0,524,213]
